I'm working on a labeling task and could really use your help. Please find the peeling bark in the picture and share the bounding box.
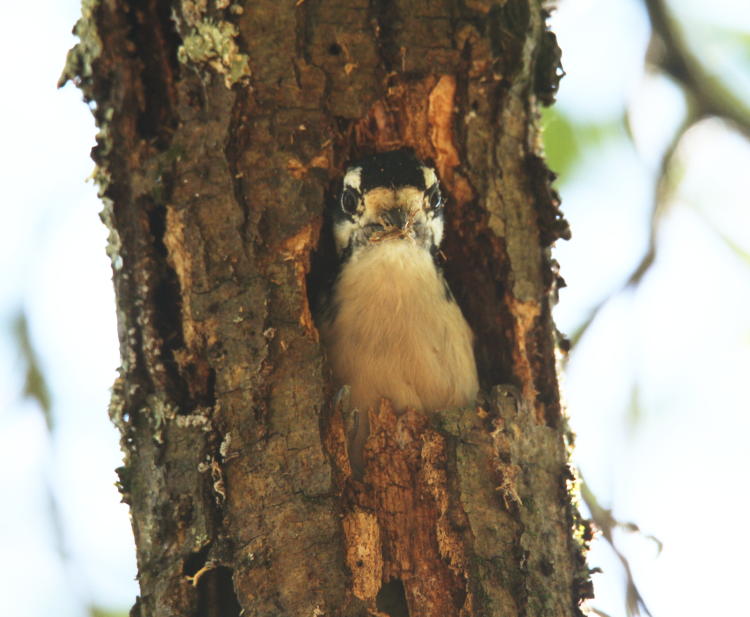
[63,0,590,615]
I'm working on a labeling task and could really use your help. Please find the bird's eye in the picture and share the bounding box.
[426,184,442,211]
[341,187,359,214]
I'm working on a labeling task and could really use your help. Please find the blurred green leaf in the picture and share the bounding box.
[89,607,129,617]
[625,383,642,435]
[12,310,53,430]
[541,106,581,179]
[541,107,626,181]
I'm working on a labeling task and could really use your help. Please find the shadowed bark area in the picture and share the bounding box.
[62,0,590,615]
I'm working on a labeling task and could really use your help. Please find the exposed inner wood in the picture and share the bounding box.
[337,400,470,617]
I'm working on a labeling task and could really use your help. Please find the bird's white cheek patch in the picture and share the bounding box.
[334,219,357,255]
[428,216,444,247]
[343,167,363,192]
[420,166,438,189]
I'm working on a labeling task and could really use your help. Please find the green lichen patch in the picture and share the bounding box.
[58,0,102,90]
[177,19,251,88]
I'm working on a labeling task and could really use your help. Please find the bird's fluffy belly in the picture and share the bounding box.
[322,239,478,413]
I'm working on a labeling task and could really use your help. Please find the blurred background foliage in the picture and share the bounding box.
[543,0,750,615]
[0,1,747,616]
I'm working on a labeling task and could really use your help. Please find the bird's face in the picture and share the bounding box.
[332,150,445,258]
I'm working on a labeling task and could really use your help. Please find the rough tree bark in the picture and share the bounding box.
[62,0,591,615]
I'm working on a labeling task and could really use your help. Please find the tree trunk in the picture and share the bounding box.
[62,0,590,615]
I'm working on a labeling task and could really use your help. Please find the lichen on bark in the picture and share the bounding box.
[175,1,251,88]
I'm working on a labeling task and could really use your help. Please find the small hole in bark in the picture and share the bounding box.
[183,546,209,577]
[196,566,242,617]
[376,578,409,617]
[328,42,343,55]
[204,366,216,406]
[540,557,555,576]
[176,495,195,524]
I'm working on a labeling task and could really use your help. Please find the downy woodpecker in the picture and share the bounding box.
[320,149,479,470]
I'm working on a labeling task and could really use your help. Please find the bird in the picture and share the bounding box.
[319,149,479,472]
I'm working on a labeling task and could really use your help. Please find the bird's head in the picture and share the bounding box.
[332,150,445,258]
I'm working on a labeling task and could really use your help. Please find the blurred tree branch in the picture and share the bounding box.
[569,0,749,348]
[581,480,659,617]
[643,0,750,140]
[568,110,691,348]
[550,4,749,616]
[12,310,52,430]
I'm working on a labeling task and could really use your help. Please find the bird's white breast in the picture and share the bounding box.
[322,239,479,414]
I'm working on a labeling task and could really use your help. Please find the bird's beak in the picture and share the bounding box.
[380,207,409,230]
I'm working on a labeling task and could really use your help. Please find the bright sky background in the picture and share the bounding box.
[0,2,135,615]
[551,1,750,616]
[0,1,748,617]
